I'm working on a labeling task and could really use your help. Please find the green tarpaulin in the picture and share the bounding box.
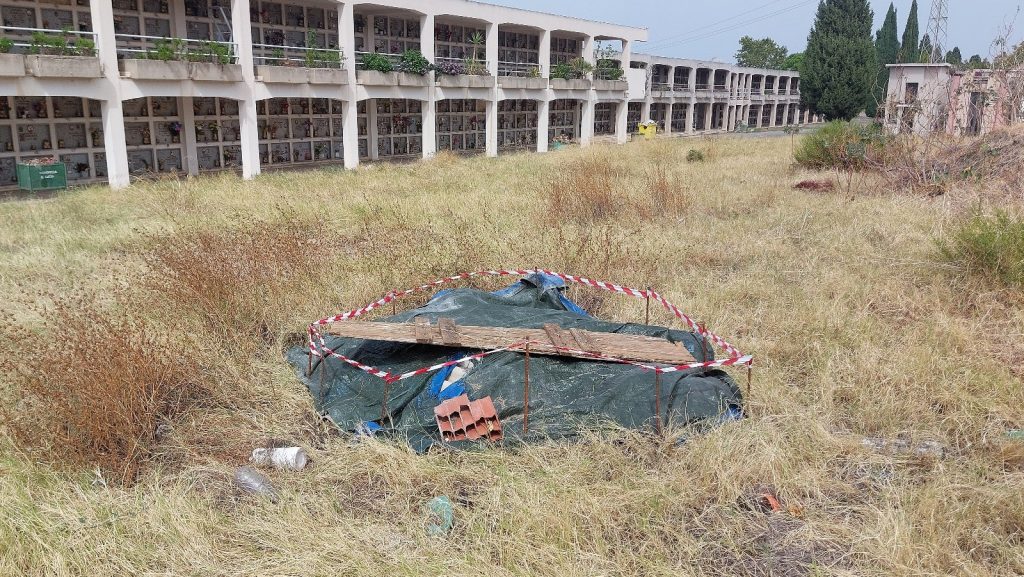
[288,273,744,450]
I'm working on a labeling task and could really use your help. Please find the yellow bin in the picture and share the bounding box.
[638,122,658,140]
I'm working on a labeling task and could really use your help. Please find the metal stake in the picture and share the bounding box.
[523,343,531,435]
[645,287,652,325]
[654,370,662,435]
[746,363,753,413]
[698,322,709,363]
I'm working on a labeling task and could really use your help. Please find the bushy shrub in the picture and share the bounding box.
[399,49,430,75]
[686,149,705,163]
[794,120,886,171]
[0,291,204,485]
[361,52,394,73]
[434,59,466,75]
[938,210,1024,288]
[0,37,12,53]
[550,62,573,80]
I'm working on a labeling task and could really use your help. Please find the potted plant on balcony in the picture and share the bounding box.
[593,43,628,91]
[0,37,25,77]
[551,58,592,90]
[24,28,100,78]
[358,51,396,85]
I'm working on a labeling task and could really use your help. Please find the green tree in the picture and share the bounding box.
[868,2,900,117]
[898,0,919,63]
[735,36,789,68]
[802,0,877,120]
[782,52,805,71]
[918,33,933,63]
[945,46,963,66]
[966,54,990,69]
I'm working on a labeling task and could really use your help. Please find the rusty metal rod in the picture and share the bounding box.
[523,342,531,435]
[381,379,392,424]
[645,287,652,325]
[746,363,753,414]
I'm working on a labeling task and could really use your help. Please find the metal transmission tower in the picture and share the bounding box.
[927,0,950,63]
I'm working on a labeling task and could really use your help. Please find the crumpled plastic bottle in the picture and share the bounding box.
[233,466,279,503]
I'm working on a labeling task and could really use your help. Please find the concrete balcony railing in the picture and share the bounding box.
[672,83,690,92]
[434,57,495,88]
[253,43,346,85]
[550,77,591,90]
[117,35,242,82]
[0,26,101,78]
[496,61,546,89]
[356,51,430,87]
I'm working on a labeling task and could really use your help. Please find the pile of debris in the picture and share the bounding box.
[289,272,748,451]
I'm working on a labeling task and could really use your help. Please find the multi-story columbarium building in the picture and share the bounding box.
[0,0,809,191]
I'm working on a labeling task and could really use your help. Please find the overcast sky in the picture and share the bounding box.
[485,0,1023,63]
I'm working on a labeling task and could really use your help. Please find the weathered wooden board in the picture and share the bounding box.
[325,317,696,364]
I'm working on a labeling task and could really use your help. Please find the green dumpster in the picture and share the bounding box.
[17,161,67,192]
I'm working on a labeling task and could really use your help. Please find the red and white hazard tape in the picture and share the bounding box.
[307,268,751,382]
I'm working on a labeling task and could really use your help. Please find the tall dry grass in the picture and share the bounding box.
[0,134,1022,576]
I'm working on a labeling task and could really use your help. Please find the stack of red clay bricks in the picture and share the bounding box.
[434,394,503,442]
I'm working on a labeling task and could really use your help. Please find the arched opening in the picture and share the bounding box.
[257,97,348,168]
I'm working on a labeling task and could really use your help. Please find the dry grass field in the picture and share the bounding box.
[1,135,1022,576]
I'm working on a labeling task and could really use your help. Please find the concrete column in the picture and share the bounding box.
[367,99,379,160]
[340,3,356,84]
[580,98,595,146]
[703,103,712,131]
[664,102,673,135]
[342,100,359,169]
[485,22,498,76]
[537,99,550,152]
[90,0,129,188]
[614,40,631,143]
[640,100,651,122]
[755,105,763,127]
[769,102,778,127]
[486,99,498,157]
[688,67,697,92]
[539,29,551,77]
[171,0,188,37]
[340,4,359,169]
[181,97,199,175]
[420,13,436,159]
[231,0,260,179]
[582,35,596,66]
[686,99,695,133]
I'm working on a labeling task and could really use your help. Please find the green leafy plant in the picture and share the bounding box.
[399,49,430,75]
[593,42,624,80]
[526,65,540,78]
[147,38,185,61]
[550,62,573,80]
[464,31,487,75]
[361,52,394,73]
[938,209,1024,288]
[29,31,68,56]
[0,38,14,54]
[303,31,342,68]
[270,47,286,64]
[569,57,594,79]
[686,149,705,162]
[72,37,95,57]
[794,120,885,171]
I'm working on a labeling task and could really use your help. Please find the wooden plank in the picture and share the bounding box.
[414,317,432,344]
[325,320,696,365]
[569,328,598,353]
[543,323,574,350]
[438,317,461,346]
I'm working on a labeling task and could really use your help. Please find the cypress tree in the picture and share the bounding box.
[868,3,900,117]
[899,0,920,63]
[802,0,877,120]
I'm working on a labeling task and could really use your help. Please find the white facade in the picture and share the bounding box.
[0,0,806,191]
